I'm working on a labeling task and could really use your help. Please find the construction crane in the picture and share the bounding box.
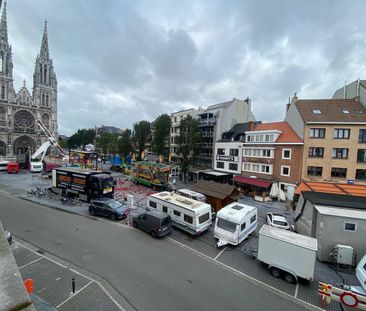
[30,119,65,173]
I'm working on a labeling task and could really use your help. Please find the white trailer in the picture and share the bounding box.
[214,202,257,247]
[147,192,212,235]
[258,225,317,283]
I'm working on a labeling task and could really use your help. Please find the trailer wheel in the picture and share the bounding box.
[269,267,282,278]
[89,210,95,216]
[151,230,157,238]
[110,214,116,221]
[284,272,296,284]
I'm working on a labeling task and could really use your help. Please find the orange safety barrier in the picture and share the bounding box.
[24,279,34,294]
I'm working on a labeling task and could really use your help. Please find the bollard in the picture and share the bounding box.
[24,279,34,294]
[72,277,75,294]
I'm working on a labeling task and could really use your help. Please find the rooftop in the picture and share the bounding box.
[302,191,366,210]
[295,181,366,197]
[294,99,366,123]
[252,121,302,143]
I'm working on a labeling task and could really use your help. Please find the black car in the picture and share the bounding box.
[132,209,172,238]
[89,198,128,220]
[2,225,12,244]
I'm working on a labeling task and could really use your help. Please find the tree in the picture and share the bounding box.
[96,132,115,158]
[67,128,95,149]
[118,129,132,159]
[133,121,150,160]
[58,137,67,149]
[153,114,171,160]
[176,115,201,182]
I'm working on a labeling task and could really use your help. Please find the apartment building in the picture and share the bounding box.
[239,122,303,200]
[196,97,256,168]
[285,96,366,185]
[333,79,366,108]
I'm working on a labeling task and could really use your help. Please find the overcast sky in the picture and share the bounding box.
[7,0,366,136]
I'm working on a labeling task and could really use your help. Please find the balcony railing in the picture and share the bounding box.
[201,132,214,137]
[198,118,216,126]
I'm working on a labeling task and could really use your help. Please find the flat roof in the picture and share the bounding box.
[315,205,366,220]
[260,225,317,251]
[295,181,366,197]
[150,192,210,210]
[302,191,366,210]
[217,202,256,222]
[202,171,230,176]
[55,167,100,175]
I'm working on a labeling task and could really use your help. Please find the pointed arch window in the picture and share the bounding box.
[46,95,49,107]
[42,94,45,106]
[44,67,47,83]
[1,85,5,99]
[0,53,3,73]
[40,64,43,83]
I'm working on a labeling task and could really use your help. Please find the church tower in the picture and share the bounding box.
[32,21,58,137]
[0,1,15,102]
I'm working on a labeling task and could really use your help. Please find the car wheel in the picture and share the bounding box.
[270,267,282,278]
[132,221,137,228]
[284,273,296,284]
[89,210,95,216]
[110,214,116,221]
[151,230,157,238]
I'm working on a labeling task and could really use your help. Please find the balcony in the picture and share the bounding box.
[201,132,214,137]
[198,118,216,126]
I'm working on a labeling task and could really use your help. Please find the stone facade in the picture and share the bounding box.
[0,2,57,161]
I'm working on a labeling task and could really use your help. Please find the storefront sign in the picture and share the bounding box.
[216,155,236,162]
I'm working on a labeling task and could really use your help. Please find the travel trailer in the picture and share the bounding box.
[176,188,207,202]
[214,202,257,247]
[147,192,212,235]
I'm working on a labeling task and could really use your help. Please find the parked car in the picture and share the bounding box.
[132,209,172,238]
[89,198,128,220]
[266,212,290,230]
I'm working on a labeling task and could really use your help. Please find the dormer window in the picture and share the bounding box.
[312,109,321,114]
[342,110,350,114]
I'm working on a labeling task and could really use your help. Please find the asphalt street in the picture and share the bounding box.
[0,191,314,311]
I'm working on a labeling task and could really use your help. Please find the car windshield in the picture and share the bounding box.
[217,218,237,233]
[273,220,288,226]
[109,201,124,210]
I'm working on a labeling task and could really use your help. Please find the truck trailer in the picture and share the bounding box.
[257,225,318,283]
[52,167,114,202]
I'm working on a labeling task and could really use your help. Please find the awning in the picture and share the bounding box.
[232,176,273,188]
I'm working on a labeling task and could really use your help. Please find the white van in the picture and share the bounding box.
[147,191,212,235]
[214,202,257,247]
[176,188,207,202]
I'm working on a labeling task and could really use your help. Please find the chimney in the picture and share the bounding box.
[286,96,291,112]
[357,78,360,98]
[344,80,347,99]
[244,96,251,110]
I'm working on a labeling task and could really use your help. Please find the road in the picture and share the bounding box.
[0,192,311,311]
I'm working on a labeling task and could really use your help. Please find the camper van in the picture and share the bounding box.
[176,189,207,202]
[214,202,257,247]
[147,192,212,235]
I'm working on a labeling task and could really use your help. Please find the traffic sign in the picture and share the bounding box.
[340,291,359,308]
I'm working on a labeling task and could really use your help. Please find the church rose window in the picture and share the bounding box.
[14,110,35,133]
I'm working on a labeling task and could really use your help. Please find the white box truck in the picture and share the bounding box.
[258,225,318,283]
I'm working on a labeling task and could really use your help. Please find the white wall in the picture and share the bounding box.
[214,142,243,174]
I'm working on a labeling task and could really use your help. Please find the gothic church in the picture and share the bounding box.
[0,1,58,160]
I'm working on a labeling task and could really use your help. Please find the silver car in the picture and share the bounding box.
[266,212,290,230]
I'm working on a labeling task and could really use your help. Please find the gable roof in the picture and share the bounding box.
[302,191,366,210]
[252,121,302,143]
[294,99,366,123]
[190,180,238,200]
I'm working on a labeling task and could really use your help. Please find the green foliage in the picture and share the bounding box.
[58,137,67,149]
[67,128,95,149]
[176,115,201,181]
[96,132,116,156]
[133,121,151,160]
[118,129,133,159]
[153,114,171,157]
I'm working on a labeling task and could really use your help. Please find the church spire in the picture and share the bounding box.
[0,1,8,46]
[40,20,49,58]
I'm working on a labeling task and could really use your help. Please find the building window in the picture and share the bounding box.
[250,215,256,224]
[333,128,350,139]
[332,148,348,159]
[344,223,356,232]
[331,167,347,178]
[217,162,224,169]
[308,147,324,158]
[282,149,291,159]
[281,166,290,176]
[240,222,246,231]
[217,148,225,155]
[1,85,4,99]
[310,128,325,138]
[229,163,238,171]
[184,214,193,224]
[149,201,157,208]
[162,206,168,213]
[357,149,366,163]
[307,166,322,176]
[229,149,239,156]
[359,129,366,143]
[356,169,366,180]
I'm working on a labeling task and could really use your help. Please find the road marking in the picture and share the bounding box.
[14,240,125,311]
[167,237,323,311]
[14,240,68,269]
[214,247,226,260]
[56,277,61,281]
[295,282,299,298]
[56,280,93,308]
[19,257,43,269]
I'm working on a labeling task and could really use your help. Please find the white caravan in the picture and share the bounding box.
[147,192,212,235]
[214,202,257,247]
[176,188,207,202]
